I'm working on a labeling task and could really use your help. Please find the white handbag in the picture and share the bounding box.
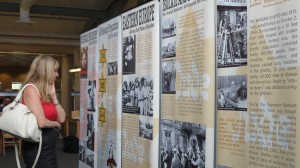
[0,84,42,168]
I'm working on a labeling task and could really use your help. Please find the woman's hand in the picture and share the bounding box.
[53,121,61,129]
[48,82,66,123]
[49,83,57,100]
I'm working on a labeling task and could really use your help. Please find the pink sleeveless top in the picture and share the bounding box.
[22,98,57,121]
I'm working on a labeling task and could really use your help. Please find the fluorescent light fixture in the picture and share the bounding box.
[69,68,81,73]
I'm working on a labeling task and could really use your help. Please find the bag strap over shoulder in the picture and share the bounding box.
[15,133,42,168]
[13,84,40,104]
[12,84,42,168]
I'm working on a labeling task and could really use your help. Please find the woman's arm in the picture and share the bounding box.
[51,97,66,123]
[49,83,66,123]
[23,85,61,128]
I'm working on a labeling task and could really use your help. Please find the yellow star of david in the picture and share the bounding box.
[100,44,107,63]
[98,106,106,127]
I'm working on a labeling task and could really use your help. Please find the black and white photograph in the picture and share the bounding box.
[162,59,176,94]
[85,149,95,168]
[217,5,247,68]
[162,16,176,38]
[86,113,95,151]
[79,140,86,162]
[139,116,153,140]
[79,140,94,168]
[87,80,96,112]
[108,61,118,75]
[122,75,153,117]
[217,75,247,111]
[162,36,176,59]
[160,120,206,168]
[123,35,136,74]
[106,144,117,167]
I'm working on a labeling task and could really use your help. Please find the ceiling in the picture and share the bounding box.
[0,0,147,67]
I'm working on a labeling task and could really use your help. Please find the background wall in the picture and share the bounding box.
[0,66,28,91]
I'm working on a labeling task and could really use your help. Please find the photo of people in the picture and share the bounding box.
[79,139,94,168]
[79,140,86,162]
[139,116,153,140]
[162,60,176,94]
[107,145,117,168]
[86,114,95,151]
[162,16,176,38]
[162,36,176,59]
[81,46,88,77]
[122,75,153,116]
[217,5,247,68]
[123,35,136,74]
[108,61,118,76]
[217,75,247,110]
[87,80,96,112]
[160,119,206,168]
[85,149,95,168]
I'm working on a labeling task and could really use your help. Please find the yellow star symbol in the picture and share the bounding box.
[98,106,106,127]
[100,44,107,63]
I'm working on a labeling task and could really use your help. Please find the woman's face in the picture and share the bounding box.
[50,67,59,84]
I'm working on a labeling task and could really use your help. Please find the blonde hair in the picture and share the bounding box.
[23,55,59,102]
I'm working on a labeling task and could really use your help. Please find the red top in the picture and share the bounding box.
[22,98,57,121]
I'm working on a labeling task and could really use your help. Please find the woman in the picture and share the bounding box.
[171,147,180,168]
[188,138,204,168]
[124,36,133,65]
[218,90,226,107]
[143,79,149,116]
[22,55,66,168]
[124,36,135,73]
[137,78,145,115]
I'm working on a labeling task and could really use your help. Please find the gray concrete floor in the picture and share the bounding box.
[0,138,79,168]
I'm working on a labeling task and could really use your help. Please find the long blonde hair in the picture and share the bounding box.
[23,55,59,102]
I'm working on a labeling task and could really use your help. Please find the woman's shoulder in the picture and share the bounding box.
[23,83,40,96]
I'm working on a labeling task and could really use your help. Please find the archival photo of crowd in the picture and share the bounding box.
[160,119,206,168]
[162,59,176,94]
[87,80,96,112]
[216,5,247,68]
[123,35,136,74]
[217,75,247,111]
[139,116,153,140]
[122,75,153,116]
[108,61,118,76]
[162,15,176,39]
[162,36,176,59]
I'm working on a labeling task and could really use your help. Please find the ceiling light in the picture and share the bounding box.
[69,68,81,73]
